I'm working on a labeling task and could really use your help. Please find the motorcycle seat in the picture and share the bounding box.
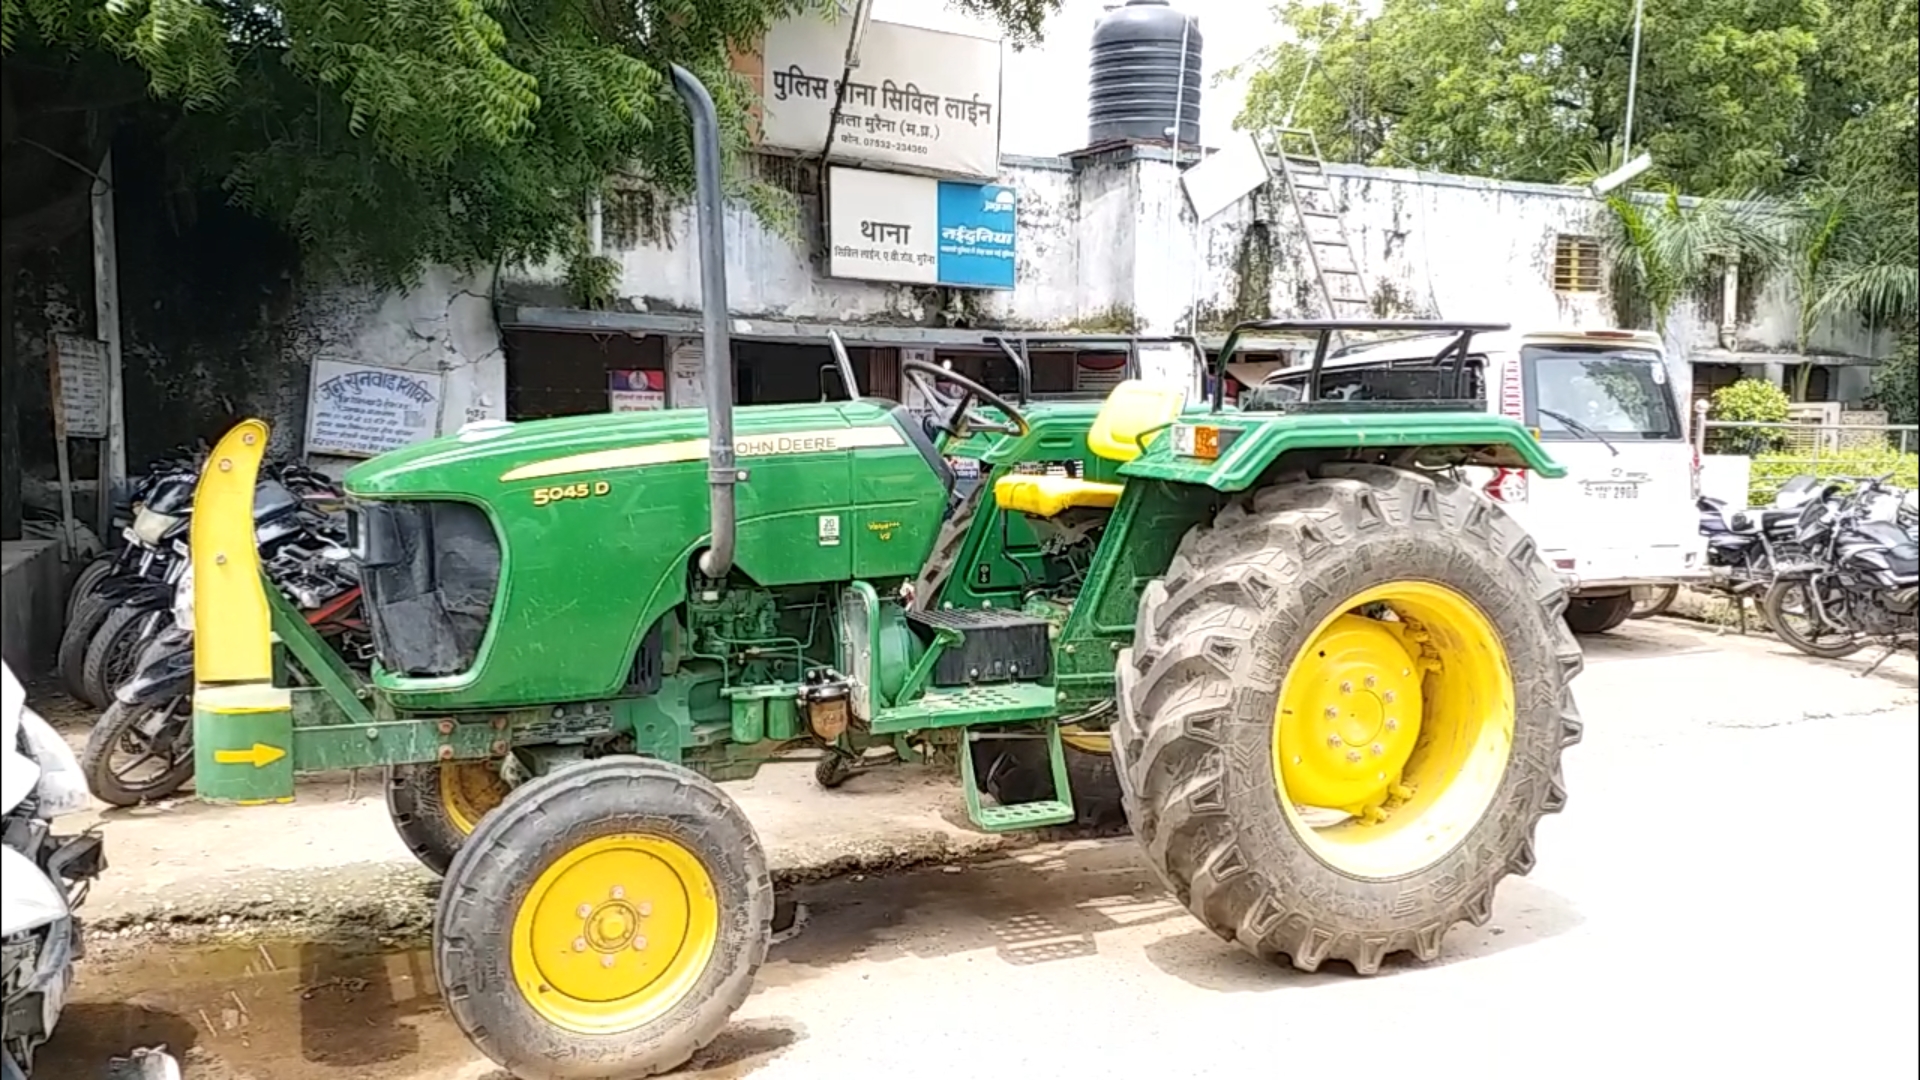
[1758,507,1803,531]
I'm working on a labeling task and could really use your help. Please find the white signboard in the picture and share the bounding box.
[1182,134,1273,223]
[669,340,707,409]
[52,335,110,438]
[829,169,940,284]
[306,360,444,458]
[760,15,1003,180]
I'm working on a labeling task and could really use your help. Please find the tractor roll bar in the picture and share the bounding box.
[1209,318,1511,412]
[825,330,861,399]
[985,334,1207,404]
[671,65,740,579]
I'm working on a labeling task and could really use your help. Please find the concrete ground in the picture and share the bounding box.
[31,616,1920,1080]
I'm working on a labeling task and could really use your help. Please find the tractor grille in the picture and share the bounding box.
[352,499,501,677]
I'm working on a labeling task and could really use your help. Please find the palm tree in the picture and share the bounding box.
[1784,177,1919,400]
[1569,146,1786,340]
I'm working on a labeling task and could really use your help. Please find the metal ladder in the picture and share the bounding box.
[1270,128,1373,320]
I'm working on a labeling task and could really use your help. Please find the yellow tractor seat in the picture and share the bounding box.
[1086,379,1189,463]
[989,379,1188,519]
[993,474,1125,518]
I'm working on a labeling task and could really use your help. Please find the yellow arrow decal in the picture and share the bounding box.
[213,743,287,768]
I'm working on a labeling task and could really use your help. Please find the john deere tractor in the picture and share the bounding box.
[185,66,1582,1080]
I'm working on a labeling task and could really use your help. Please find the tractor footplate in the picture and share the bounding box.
[960,724,1075,833]
[906,608,1051,686]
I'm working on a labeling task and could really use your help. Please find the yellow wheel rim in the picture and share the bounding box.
[1272,581,1515,879]
[509,834,720,1035]
[439,762,511,836]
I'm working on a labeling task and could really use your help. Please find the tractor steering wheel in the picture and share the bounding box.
[900,358,1031,440]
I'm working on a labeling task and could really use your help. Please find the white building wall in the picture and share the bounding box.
[305,149,1890,426]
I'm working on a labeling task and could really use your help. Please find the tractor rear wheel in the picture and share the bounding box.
[1113,463,1583,974]
[434,756,771,1080]
[386,762,513,877]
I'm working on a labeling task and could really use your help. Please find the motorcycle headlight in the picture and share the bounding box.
[132,507,181,546]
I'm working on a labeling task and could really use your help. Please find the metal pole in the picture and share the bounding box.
[91,147,126,536]
[1621,0,1646,160]
[669,65,740,580]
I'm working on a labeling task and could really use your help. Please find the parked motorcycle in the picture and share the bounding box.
[82,517,364,808]
[56,454,205,706]
[1686,473,1845,631]
[61,462,342,709]
[1763,475,1919,671]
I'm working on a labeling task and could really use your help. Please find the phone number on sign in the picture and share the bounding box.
[839,133,931,155]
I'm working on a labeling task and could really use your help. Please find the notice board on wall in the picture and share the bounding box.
[306,360,445,457]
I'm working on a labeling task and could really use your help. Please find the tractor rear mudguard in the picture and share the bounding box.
[1116,411,1566,491]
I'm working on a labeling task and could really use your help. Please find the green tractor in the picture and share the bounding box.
[186,66,1582,1080]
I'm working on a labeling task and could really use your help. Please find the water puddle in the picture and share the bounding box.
[37,927,801,1080]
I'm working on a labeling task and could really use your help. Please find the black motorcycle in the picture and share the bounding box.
[82,507,356,807]
[1763,475,1919,671]
[1690,475,1838,631]
[56,454,204,705]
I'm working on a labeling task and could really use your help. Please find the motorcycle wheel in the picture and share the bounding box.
[82,697,196,807]
[65,555,115,623]
[82,605,163,710]
[58,593,121,706]
[1762,580,1864,659]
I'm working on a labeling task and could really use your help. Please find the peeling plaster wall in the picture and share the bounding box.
[284,267,506,473]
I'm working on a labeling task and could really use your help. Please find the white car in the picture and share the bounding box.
[1255,327,1705,634]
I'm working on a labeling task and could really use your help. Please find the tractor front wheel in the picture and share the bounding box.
[434,756,772,1080]
[1113,464,1583,974]
[386,762,512,877]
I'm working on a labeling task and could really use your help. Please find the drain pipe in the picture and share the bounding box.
[670,64,740,579]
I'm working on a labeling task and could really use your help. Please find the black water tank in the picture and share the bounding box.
[1088,0,1203,147]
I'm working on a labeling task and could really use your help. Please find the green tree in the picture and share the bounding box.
[1,0,1062,287]
[1235,0,1838,194]
[1584,182,1782,339]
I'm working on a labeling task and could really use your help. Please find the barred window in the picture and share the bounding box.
[1553,235,1604,293]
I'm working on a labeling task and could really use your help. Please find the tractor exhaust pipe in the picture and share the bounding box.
[670,64,740,580]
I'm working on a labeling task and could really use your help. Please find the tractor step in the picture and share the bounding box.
[868,680,1056,734]
[959,723,1075,832]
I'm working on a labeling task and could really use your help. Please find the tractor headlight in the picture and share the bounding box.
[131,507,180,546]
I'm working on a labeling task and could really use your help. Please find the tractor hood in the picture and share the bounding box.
[344,399,907,499]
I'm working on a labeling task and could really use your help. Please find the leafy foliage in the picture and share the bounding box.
[1748,447,1919,507]
[2,0,1064,287]
[1589,185,1783,337]
[1868,334,1919,425]
[1233,0,1830,192]
[1708,378,1790,453]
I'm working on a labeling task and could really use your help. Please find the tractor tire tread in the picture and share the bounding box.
[1112,463,1582,975]
[386,765,475,879]
[433,756,772,1080]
